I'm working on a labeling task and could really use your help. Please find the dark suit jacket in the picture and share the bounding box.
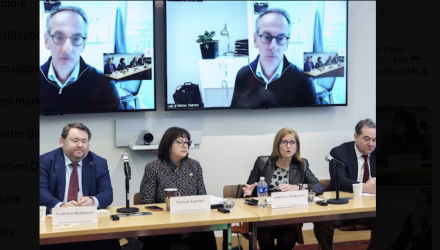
[390,214,431,250]
[104,63,117,75]
[327,141,376,192]
[138,58,145,65]
[247,156,324,196]
[303,61,315,72]
[246,156,324,245]
[40,148,113,214]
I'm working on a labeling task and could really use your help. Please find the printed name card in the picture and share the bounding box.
[170,195,210,213]
[271,190,308,209]
[52,206,97,225]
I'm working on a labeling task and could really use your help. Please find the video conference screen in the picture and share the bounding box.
[39,1,155,115]
[165,1,348,110]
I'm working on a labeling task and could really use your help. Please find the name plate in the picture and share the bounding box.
[170,195,210,214]
[52,206,97,225]
[271,190,308,209]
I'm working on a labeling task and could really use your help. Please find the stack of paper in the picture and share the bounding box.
[210,195,223,205]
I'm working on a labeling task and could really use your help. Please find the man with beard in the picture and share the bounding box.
[40,122,119,250]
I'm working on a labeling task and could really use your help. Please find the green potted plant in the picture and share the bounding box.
[196,31,219,59]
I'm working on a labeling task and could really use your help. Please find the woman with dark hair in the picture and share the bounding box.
[315,56,324,69]
[377,110,432,165]
[117,58,127,71]
[129,56,138,68]
[325,55,333,65]
[140,127,217,250]
[242,127,324,250]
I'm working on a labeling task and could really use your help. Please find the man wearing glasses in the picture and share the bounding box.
[40,5,122,114]
[230,8,319,108]
[313,118,377,250]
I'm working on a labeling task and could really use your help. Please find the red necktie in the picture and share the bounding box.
[362,155,370,183]
[67,163,79,202]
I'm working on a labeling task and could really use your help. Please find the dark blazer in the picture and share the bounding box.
[315,61,324,69]
[247,156,324,196]
[117,63,127,71]
[389,214,431,250]
[327,141,376,192]
[40,148,114,214]
[129,61,138,68]
[246,156,324,245]
[104,63,117,75]
[303,61,315,72]
[138,57,145,65]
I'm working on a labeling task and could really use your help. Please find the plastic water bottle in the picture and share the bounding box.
[257,176,268,208]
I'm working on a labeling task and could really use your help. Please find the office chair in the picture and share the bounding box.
[316,179,371,250]
[314,77,336,104]
[118,80,143,110]
[132,192,190,250]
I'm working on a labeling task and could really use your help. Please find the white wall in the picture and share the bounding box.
[40,1,375,215]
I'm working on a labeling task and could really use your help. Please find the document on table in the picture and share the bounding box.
[210,195,223,205]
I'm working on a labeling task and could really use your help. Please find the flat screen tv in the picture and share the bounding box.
[165,1,347,110]
[39,1,156,115]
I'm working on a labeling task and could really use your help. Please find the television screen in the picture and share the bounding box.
[39,1,155,115]
[165,1,347,110]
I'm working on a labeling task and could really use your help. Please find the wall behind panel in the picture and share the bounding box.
[39,2,375,207]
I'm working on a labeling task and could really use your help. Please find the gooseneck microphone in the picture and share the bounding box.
[117,152,139,213]
[325,155,349,205]
[122,152,131,180]
[325,155,347,167]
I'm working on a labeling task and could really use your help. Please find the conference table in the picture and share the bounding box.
[235,191,376,250]
[39,203,259,249]
[40,192,375,250]
[105,65,152,80]
[305,64,344,77]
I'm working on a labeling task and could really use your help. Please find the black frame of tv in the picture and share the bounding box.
[164,1,348,111]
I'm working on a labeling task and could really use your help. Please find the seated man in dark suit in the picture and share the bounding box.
[303,56,315,72]
[313,118,377,250]
[388,187,432,250]
[40,122,119,250]
[104,58,117,75]
[332,53,340,64]
[138,54,146,65]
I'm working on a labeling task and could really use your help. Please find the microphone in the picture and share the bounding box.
[325,155,346,167]
[122,152,131,180]
[324,155,349,205]
[117,152,139,213]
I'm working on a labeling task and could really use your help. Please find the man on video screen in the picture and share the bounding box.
[40,5,122,114]
[230,8,319,108]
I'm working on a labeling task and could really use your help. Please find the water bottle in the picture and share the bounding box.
[257,176,268,208]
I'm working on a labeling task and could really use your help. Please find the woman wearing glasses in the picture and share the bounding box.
[230,8,319,108]
[140,127,217,250]
[242,127,324,250]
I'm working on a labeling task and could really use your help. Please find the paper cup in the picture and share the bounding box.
[40,206,47,223]
[352,183,363,198]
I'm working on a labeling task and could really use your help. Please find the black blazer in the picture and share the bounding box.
[327,141,376,192]
[246,156,324,197]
